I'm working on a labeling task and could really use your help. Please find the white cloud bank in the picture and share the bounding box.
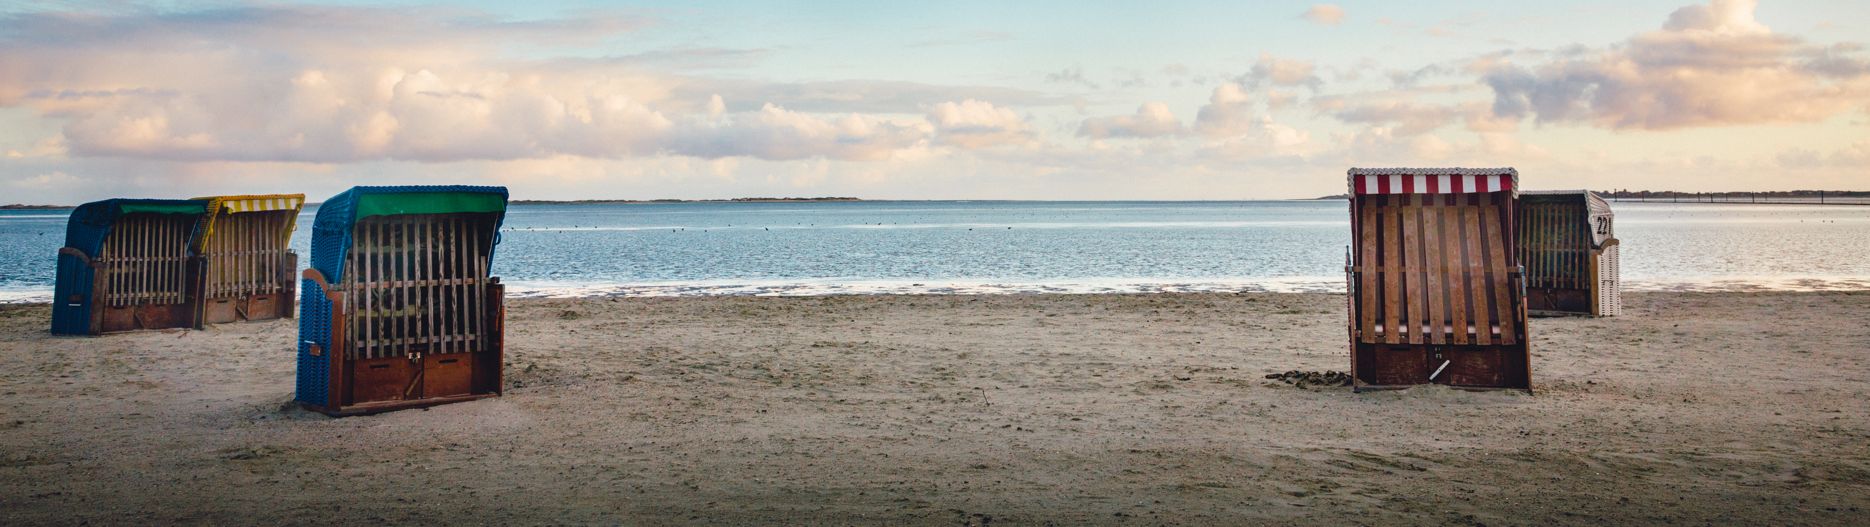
[0,0,1863,202]
[1482,0,1870,129]
[0,5,1045,164]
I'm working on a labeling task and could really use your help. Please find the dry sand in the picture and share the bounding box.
[0,292,1865,525]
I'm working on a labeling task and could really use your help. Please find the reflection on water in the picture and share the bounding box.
[2,200,1867,301]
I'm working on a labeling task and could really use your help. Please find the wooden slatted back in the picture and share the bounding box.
[340,213,495,360]
[1353,193,1519,345]
[1517,199,1588,291]
[98,213,194,307]
[202,209,294,300]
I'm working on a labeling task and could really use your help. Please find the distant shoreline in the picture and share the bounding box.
[0,204,71,210]
[511,197,862,205]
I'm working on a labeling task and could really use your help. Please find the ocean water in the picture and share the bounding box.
[3,200,1868,302]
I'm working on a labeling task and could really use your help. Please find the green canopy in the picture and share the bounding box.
[354,192,507,219]
[118,202,207,215]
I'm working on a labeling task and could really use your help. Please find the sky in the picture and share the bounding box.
[0,0,1866,203]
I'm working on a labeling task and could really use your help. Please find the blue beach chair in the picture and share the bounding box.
[297,186,510,415]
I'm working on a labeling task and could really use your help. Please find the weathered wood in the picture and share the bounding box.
[1381,199,1401,344]
[1482,200,1515,345]
[1358,203,1377,341]
[1442,200,1469,345]
[443,217,457,355]
[1400,197,1423,345]
[1463,203,1491,346]
[1422,203,1446,345]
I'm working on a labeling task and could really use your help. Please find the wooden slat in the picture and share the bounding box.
[143,217,153,303]
[173,216,183,303]
[206,216,216,297]
[366,220,378,359]
[1525,204,1537,288]
[398,217,410,358]
[1422,203,1446,345]
[1545,204,1556,289]
[1483,199,1516,345]
[1381,199,1401,344]
[1443,201,1469,345]
[1400,197,1423,345]
[135,217,145,304]
[1570,204,1582,289]
[442,217,453,354]
[453,217,466,354]
[1557,205,1567,287]
[104,220,114,306]
[1463,203,1491,346]
[1358,203,1377,342]
[1516,205,1526,288]
[154,217,164,304]
[156,216,163,303]
[425,219,437,349]
[127,218,135,304]
[474,217,488,353]
[153,217,163,303]
[1526,204,1537,288]
[354,220,365,358]
[1546,204,1557,288]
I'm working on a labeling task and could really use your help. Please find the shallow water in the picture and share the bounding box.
[3,200,1867,302]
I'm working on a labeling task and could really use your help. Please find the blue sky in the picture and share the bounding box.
[1,0,1866,202]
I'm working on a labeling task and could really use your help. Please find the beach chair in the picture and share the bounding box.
[1518,191,1620,317]
[192,194,305,324]
[51,199,210,335]
[1344,168,1530,391]
[296,186,510,416]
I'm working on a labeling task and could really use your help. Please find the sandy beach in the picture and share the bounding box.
[0,292,1865,525]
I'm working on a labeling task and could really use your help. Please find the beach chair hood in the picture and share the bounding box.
[307,185,509,284]
[51,199,210,335]
[1347,167,1518,196]
[189,194,306,253]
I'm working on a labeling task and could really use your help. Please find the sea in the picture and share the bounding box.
[3,200,1868,302]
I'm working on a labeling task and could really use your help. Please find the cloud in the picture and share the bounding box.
[1077,102,1183,139]
[690,79,1064,114]
[5,171,81,191]
[1326,101,1463,136]
[0,5,1072,164]
[1300,5,1345,26]
[668,103,931,161]
[1193,83,1255,137]
[1481,0,1870,130]
[1241,54,1324,91]
[1331,126,1543,166]
[1188,83,1311,157]
[1776,139,1870,169]
[1043,66,1100,90]
[926,99,1035,149]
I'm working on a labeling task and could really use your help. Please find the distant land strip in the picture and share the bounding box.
[510,197,862,205]
[1312,190,1870,204]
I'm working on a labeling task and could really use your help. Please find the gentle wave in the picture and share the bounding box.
[504,220,1344,232]
[0,288,53,303]
[6,276,1870,304]
[501,278,1347,298]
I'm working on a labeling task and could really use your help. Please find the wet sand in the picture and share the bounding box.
[0,292,1865,525]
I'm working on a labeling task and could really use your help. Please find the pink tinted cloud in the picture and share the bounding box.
[0,5,1048,164]
[1077,102,1184,139]
[1482,0,1870,129]
[1300,5,1345,26]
